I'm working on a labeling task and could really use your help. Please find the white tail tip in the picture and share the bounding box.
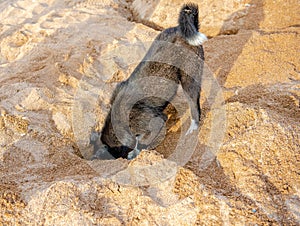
[187,32,208,46]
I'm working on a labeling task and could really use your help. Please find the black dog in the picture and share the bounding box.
[92,3,207,160]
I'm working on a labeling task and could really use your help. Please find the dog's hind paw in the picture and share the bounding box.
[185,119,199,135]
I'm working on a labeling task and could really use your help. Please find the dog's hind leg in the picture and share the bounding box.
[180,70,201,135]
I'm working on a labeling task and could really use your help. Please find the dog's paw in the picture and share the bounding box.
[185,119,199,135]
[127,148,141,160]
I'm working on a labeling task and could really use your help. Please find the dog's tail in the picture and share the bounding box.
[178,3,208,46]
